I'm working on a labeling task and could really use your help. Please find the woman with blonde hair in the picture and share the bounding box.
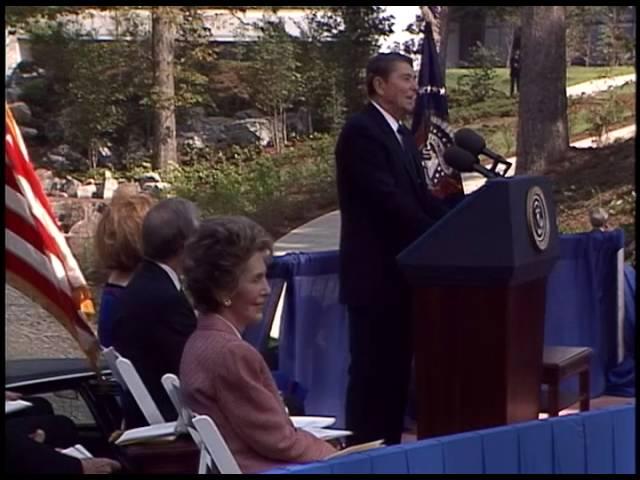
[94,192,155,347]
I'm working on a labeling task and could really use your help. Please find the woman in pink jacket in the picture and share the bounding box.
[180,216,336,473]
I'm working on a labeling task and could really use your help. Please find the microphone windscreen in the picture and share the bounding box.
[454,128,486,156]
[443,145,478,172]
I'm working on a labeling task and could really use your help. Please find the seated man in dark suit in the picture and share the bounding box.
[112,197,200,427]
[5,391,121,474]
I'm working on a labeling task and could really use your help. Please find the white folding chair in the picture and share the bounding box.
[161,374,208,474]
[192,414,242,474]
[115,356,166,426]
[101,346,126,388]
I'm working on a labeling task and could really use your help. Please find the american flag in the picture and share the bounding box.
[5,104,100,369]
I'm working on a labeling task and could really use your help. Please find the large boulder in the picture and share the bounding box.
[65,150,91,172]
[68,210,101,237]
[35,168,56,193]
[50,198,88,233]
[76,184,97,199]
[5,87,21,103]
[197,117,233,145]
[141,181,172,195]
[62,176,82,197]
[19,126,39,140]
[225,118,273,147]
[9,102,32,125]
[234,109,264,120]
[102,170,120,200]
[45,144,91,172]
[44,118,65,144]
[178,132,206,150]
[177,106,208,131]
[137,172,162,184]
[136,172,171,195]
[45,154,70,170]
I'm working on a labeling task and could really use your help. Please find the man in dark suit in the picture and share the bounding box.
[5,391,121,474]
[335,52,450,445]
[112,198,200,427]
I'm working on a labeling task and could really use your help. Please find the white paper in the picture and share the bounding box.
[325,440,385,459]
[114,421,177,446]
[60,444,93,460]
[303,427,353,441]
[5,400,33,414]
[290,416,336,429]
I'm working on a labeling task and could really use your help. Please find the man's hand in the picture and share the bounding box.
[81,458,122,474]
[28,429,46,443]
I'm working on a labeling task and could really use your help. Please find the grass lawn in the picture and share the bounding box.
[446,66,635,96]
[449,82,635,157]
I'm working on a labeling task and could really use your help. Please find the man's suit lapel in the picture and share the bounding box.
[365,104,426,200]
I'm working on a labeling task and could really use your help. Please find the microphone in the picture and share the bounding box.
[443,146,498,179]
[453,128,513,175]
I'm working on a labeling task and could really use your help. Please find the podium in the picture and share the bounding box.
[398,176,559,439]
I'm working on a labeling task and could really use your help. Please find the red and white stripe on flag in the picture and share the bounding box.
[5,105,100,368]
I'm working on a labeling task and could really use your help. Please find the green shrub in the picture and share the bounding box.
[456,43,502,103]
[165,134,336,232]
[449,96,517,125]
[585,88,627,142]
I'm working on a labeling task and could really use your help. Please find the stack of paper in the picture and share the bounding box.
[290,416,336,429]
[5,400,33,414]
[290,416,352,440]
[303,427,353,441]
[325,440,385,459]
[113,421,178,446]
[60,444,93,460]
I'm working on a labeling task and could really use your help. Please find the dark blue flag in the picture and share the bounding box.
[410,19,464,200]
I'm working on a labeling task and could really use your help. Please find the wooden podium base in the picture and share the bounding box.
[121,436,200,474]
[412,278,547,439]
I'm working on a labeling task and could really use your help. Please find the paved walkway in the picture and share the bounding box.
[461,123,636,195]
[566,73,635,98]
[274,211,342,255]
[274,69,636,253]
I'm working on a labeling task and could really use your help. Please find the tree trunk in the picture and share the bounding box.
[516,6,569,174]
[612,8,620,66]
[282,107,287,145]
[586,29,592,67]
[506,26,514,68]
[151,7,177,171]
[272,110,280,153]
[89,141,98,170]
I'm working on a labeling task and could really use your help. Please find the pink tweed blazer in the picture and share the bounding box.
[179,313,336,473]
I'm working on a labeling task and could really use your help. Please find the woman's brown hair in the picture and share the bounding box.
[95,193,156,272]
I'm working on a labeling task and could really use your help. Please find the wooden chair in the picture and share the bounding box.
[541,346,593,417]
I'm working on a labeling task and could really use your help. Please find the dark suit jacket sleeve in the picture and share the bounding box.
[339,121,437,245]
[152,299,195,375]
[215,342,336,463]
[5,430,83,474]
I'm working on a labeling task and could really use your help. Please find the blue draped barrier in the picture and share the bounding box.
[263,404,635,474]
[268,252,350,427]
[606,264,636,396]
[544,230,625,396]
[270,230,632,427]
